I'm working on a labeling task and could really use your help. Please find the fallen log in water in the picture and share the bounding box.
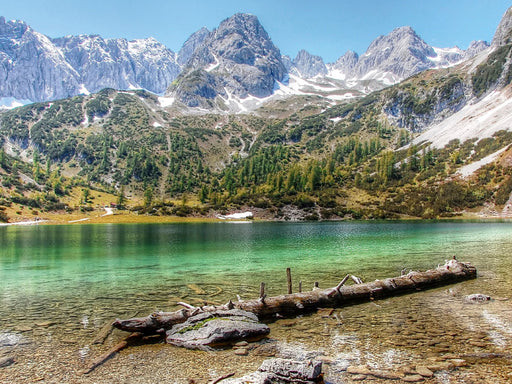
[112,258,476,334]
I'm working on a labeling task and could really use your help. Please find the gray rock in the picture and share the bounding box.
[328,27,487,91]
[177,27,211,67]
[353,26,436,80]
[492,6,512,47]
[53,35,180,95]
[0,17,180,102]
[464,40,490,59]
[330,50,359,74]
[0,332,23,347]
[0,17,80,102]
[0,356,14,368]
[222,358,323,384]
[166,309,269,349]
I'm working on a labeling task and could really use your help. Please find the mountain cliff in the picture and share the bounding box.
[0,17,80,102]
[492,6,512,46]
[0,17,181,103]
[290,50,328,78]
[177,27,211,66]
[283,27,488,101]
[52,34,181,95]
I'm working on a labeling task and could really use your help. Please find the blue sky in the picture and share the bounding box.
[1,0,510,62]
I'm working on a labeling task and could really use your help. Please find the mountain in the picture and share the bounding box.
[328,26,489,87]
[177,27,211,66]
[290,50,328,78]
[0,17,180,103]
[492,6,512,46]
[0,13,492,111]
[0,17,80,102]
[329,50,359,78]
[282,27,488,102]
[167,13,287,109]
[52,34,181,95]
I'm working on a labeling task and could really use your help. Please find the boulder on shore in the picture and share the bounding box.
[166,309,269,349]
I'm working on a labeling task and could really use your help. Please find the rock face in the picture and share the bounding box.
[52,35,180,95]
[330,50,359,75]
[291,50,328,78]
[165,309,270,349]
[167,13,287,107]
[0,12,496,109]
[464,40,490,58]
[0,17,180,102]
[177,27,211,66]
[492,6,512,46]
[354,26,436,80]
[0,17,80,102]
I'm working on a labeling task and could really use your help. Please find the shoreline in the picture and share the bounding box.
[2,213,512,227]
[1,208,512,227]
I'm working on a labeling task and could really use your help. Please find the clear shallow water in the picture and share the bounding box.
[1,221,512,383]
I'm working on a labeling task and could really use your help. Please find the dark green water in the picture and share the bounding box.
[1,221,512,382]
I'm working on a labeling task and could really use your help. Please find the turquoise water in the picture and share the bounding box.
[0,221,511,330]
[2,221,512,382]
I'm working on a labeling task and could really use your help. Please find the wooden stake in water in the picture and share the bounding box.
[260,282,265,298]
[286,267,292,294]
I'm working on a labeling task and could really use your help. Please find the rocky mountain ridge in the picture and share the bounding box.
[0,16,182,103]
[52,34,181,96]
[0,11,497,110]
[288,26,488,89]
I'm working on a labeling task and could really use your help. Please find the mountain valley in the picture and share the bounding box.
[0,7,512,223]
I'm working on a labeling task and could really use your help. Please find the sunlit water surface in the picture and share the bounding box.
[1,221,511,383]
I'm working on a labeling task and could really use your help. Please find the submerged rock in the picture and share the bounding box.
[166,309,269,349]
[464,294,492,303]
[0,356,15,368]
[222,358,323,384]
[0,332,24,347]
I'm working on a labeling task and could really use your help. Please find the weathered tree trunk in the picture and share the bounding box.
[113,259,476,334]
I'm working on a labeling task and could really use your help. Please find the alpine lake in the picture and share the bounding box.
[1,220,511,383]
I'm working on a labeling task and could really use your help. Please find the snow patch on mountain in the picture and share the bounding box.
[412,87,512,149]
[158,96,175,108]
[457,147,509,178]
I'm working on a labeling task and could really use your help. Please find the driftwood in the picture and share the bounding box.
[92,320,115,345]
[210,372,235,384]
[83,332,142,374]
[113,259,476,334]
